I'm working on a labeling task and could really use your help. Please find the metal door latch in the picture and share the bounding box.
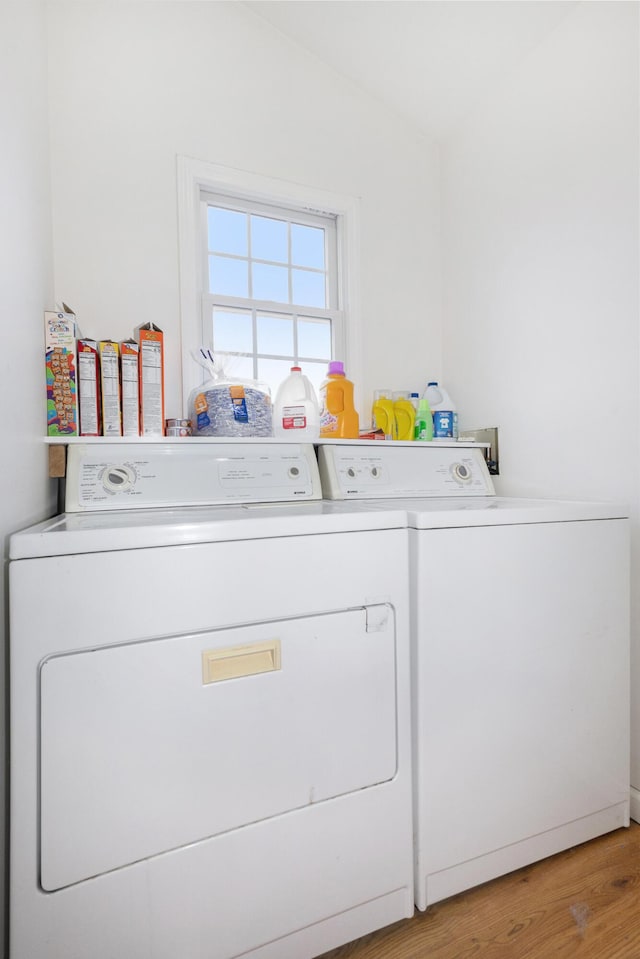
[365,604,389,633]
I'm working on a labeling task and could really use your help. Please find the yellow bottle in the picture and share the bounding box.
[372,390,396,440]
[393,393,415,441]
[319,361,359,438]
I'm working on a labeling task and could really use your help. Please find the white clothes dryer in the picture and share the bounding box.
[9,442,414,959]
[318,441,630,911]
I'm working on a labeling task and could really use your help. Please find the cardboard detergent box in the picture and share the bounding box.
[45,309,78,436]
[77,339,101,436]
[135,322,165,436]
[120,339,140,436]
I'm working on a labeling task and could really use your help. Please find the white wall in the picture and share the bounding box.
[442,1,639,503]
[46,0,442,421]
[0,0,57,951]
[441,1,640,779]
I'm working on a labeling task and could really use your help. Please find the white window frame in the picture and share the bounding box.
[201,191,339,382]
[177,155,362,415]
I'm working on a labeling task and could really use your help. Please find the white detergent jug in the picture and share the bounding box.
[273,366,320,440]
[424,381,458,441]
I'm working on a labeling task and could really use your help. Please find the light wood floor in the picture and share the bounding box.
[318,823,640,959]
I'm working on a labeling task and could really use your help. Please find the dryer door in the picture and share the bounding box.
[40,604,397,891]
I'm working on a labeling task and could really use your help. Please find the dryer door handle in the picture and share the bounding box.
[201,639,281,684]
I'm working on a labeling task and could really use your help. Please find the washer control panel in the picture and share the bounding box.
[317,443,495,500]
[65,443,322,511]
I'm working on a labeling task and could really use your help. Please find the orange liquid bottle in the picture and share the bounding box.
[319,361,359,438]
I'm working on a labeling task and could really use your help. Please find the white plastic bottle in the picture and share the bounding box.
[424,381,458,441]
[273,366,320,440]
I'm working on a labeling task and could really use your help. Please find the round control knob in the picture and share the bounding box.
[370,466,380,478]
[347,467,356,478]
[102,465,135,493]
[451,463,472,484]
[288,466,300,478]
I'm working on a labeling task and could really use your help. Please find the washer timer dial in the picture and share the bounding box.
[101,465,137,494]
[451,462,473,485]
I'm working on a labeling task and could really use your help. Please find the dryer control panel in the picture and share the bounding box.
[65,443,322,511]
[318,443,495,499]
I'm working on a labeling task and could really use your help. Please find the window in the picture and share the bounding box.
[202,193,339,398]
[177,157,360,409]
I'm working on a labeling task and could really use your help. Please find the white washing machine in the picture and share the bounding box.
[318,441,630,910]
[9,442,414,959]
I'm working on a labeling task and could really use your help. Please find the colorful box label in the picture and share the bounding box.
[45,311,78,436]
[433,410,457,439]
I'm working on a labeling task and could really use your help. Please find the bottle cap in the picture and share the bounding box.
[328,361,345,376]
[291,366,301,372]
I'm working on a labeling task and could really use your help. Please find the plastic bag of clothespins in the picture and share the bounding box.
[188,351,273,438]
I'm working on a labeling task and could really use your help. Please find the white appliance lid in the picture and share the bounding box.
[9,499,409,559]
[395,496,629,527]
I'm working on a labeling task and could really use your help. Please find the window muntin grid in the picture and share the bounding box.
[201,191,340,398]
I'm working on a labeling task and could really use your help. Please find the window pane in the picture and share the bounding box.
[298,317,331,359]
[291,224,325,269]
[209,255,248,297]
[213,309,253,354]
[251,215,287,263]
[256,313,293,356]
[252,262,289,302]
[198,189,340,405]
[208,207,247,256]
[216,352,254,381]
[292,269,325,308]
[258,358,295,394]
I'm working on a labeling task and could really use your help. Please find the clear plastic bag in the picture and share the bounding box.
[188,352,273,438]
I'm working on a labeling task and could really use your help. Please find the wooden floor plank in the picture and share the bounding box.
[318,824,640,959]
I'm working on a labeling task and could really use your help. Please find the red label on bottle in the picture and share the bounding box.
[281,405,307,430]
[282,415,307,430]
